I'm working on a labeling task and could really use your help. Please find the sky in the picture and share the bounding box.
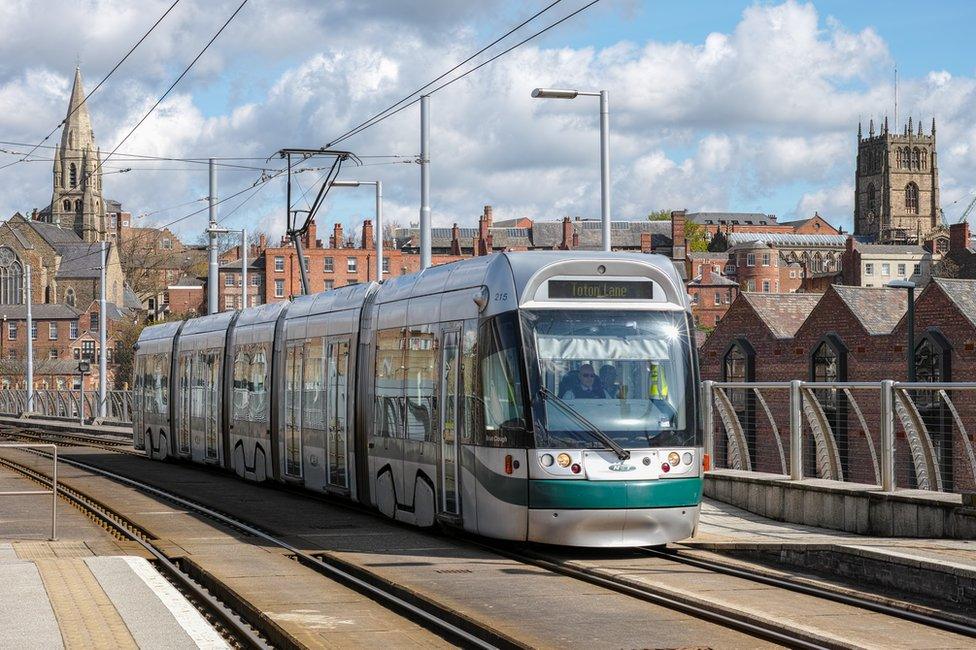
[1,0,975,243]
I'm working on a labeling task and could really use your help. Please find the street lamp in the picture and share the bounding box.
[887,279,916,382]
[532,87,611,252]
[329,180,384,282]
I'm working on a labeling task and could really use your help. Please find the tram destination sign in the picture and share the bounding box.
[548,279,654,300]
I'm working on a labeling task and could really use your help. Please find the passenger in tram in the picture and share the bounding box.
[599,364,619,398]
[564,363,606,399]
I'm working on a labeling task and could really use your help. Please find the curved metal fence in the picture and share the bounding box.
[0,389,132,425]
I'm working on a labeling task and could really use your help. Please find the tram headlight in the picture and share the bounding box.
[540,453,555,467]
[682,452,694,465]
[667,451,680,467]
[556,453,572,468]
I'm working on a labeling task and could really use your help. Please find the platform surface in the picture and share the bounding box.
[692,498,976,574]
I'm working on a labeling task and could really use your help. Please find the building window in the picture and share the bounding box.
[73,347,80,360]
[324,280,334,290]
[70,321,79,339]
[761,252,770,266]
[897,263,906,276]
[274,279,284,298]
[867,183,876,213]
[7,322,16,340]
[324,257,334,273]
[65,288,75,307]
[82,340,95,361]
[724,264,736,275]
[383,258,390,273]
[347,257,357,273]
[161,238,173,249]
[746,279,755,292]
[811,339,844,416]
[303,256,309,271]
[162,292,169,306]
[274,256,285,272]
[746,253,755,267]
[251,275,260,286]
[762,280,770,293]
[713,293,721,306]
[225,273,235,286]
[913,263,921,275]
[865,263,874,275]
[69,163,77,187]
[49,349,58,360]
[789,270,797,279]
[881,263,890,276]
[905,182,919,214]
[90,312,99,332]
[0,253,24,305]
[49,322,58,340]
[63,199,71,211]
[224,295,234,310]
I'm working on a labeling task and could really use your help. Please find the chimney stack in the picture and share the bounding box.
[450,223,461,256]
[331,223,344,249]
[950,221,970,253]
[361,219,374,250]
[559,216,574,250]
[483,205,493,228]
[306,219,318,249]
[671,210,687,262]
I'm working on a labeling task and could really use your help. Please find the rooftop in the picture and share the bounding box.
[728,232,848,247]
[687,212,777,226]
[741,292,822,339]
[831,286,909,335]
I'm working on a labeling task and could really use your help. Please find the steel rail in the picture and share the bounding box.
[2,442,509,650]
[645,547,976,639]
[0,453,270,650]
[468,540,837,650]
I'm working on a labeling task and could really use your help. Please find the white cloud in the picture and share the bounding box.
[0,1,975,242]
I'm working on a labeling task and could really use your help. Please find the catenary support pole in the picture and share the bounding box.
[419,95,431,270]
[375,181,383,282]
[98,241,107,418]
[600,90,611,252]
[207,158,218,314]
[789,379,803,480]
[241,228,247,308]
[25,265,32,414]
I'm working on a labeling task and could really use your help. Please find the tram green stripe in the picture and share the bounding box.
[528,477,702,510]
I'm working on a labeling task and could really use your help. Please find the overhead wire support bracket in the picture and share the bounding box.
[276,147,361,295]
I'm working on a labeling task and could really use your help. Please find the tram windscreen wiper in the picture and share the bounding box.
[537,387,630,461]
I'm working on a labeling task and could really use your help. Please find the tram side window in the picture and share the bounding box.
[232,348,250,421]
[459,320,479,445]
[191,352,207,418]
[404,325,438,442]
[478,314,528,447]
[159,354,169,411]
[250,347,268,423]
[303,338,326,431]
[374,327,404,438]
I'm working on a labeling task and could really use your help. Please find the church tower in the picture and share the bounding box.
[50,67,106,242]
[853,116,942,244]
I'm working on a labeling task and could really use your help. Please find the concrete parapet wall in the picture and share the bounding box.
[704,470,976,539]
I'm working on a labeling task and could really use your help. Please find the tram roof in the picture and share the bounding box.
[374,251,680,305]
[137,319,183,342]
[287,281,377,319]
[234,300,289,327]
[179,309,236,336]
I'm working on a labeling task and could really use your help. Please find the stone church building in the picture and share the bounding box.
[0,68,140,393]
[854,117,947,246]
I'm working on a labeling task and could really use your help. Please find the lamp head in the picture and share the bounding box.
[532,88,579,99]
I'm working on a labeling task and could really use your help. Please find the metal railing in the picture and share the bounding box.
[0,443,57,539]
[702,380,976,496]
[0,389,132,425]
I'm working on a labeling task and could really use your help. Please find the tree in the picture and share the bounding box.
[382,219,403,243]
[685,221,709,252]
[647,210,671,221]
[111,318,148,389]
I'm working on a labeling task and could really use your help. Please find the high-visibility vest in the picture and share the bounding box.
[649,363,669,398]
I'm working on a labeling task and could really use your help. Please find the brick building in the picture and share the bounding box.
[702,280,976,491]
[840,237,939,287]
[686,265,738,327]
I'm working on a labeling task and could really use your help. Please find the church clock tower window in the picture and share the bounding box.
[69,163,77,187]
[906,183,919,214]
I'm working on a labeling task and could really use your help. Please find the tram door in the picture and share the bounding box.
[178,353,191,455]
[326,338,350,489]
[283,344,304,479]
[204,352,220,462]
[439,329,461,516]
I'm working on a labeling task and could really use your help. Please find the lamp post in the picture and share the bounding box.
[887,279,916,381]
[329,180,384,282]
[532,87,611,252]
[211,228,248,309]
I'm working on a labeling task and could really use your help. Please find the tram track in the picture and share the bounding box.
[0,438,517,650]
[8,426,976,649]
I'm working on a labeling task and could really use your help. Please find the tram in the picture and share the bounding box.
[132,252,703,546]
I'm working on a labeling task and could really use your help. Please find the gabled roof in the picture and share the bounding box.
[830,286,908,335]
[931,278,976,328]
[687,212,777,226]
[852,242,928,255]
[688,274,737,287]
[30,220,84,247]
[741,293,822,339]
[0,304,81,320]
[55,242,111,279]
[729,232,848,247]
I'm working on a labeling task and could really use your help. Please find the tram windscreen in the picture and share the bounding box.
[521,309,697,449]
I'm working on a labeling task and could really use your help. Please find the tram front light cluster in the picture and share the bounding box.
[540,454,555,467]
[667,451,680,467]
[556,453,572,468]
[682,452,694,465]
